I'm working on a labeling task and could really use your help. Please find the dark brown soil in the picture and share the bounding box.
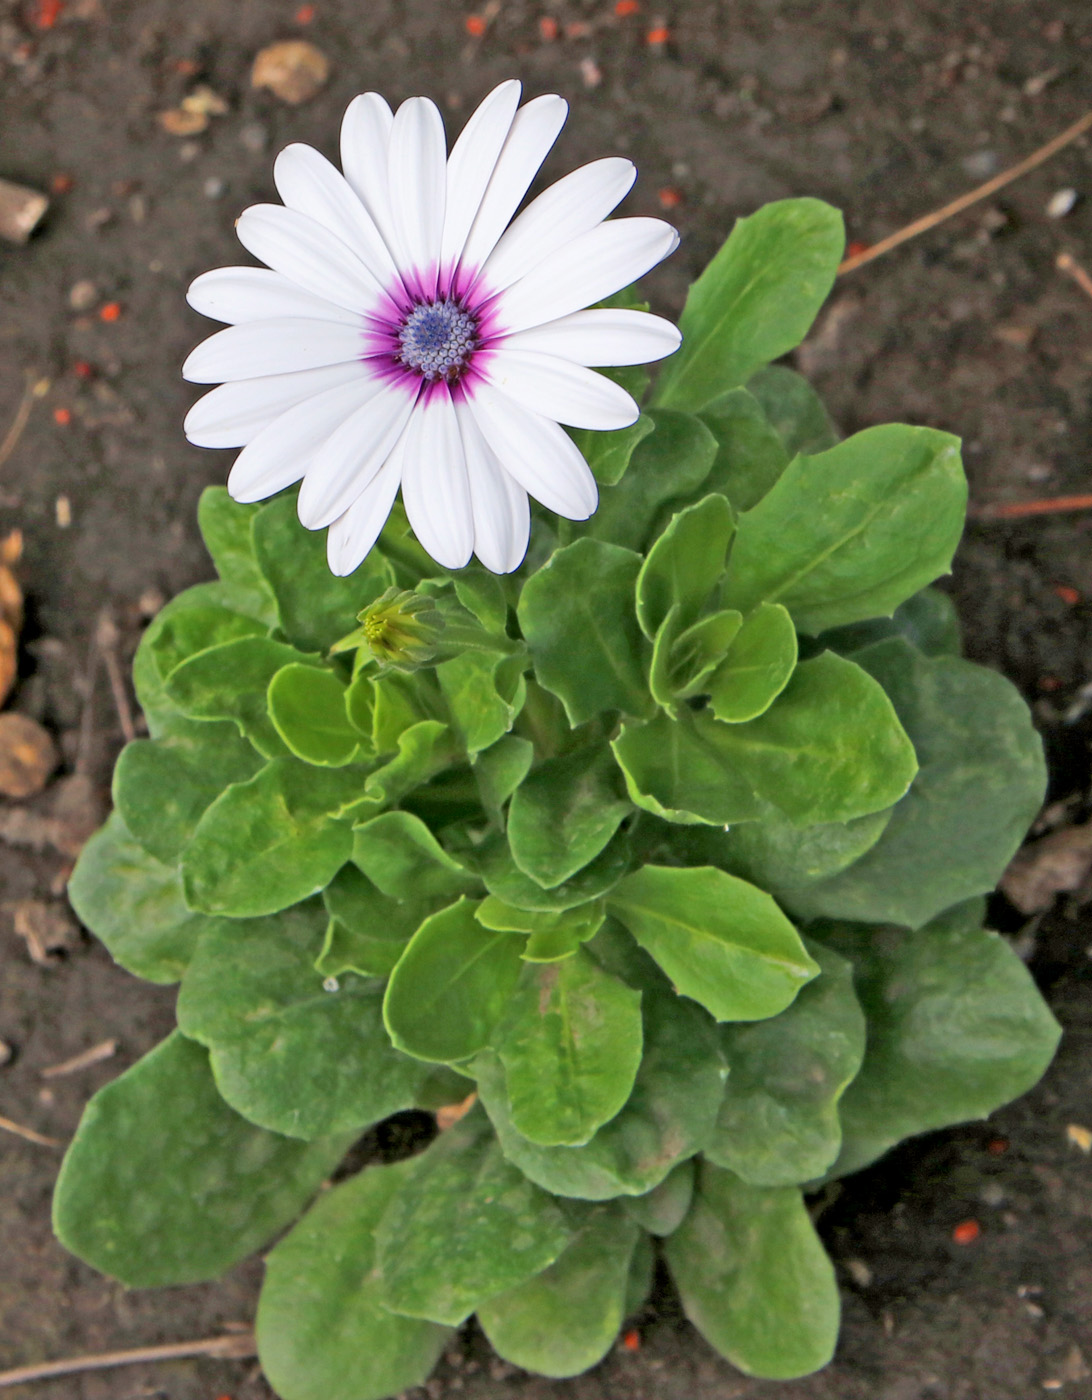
[3,2,1092,1397]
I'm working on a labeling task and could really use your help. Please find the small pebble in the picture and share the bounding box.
[68,278,97,311]
[962,149,999,178]
[845,1258,873,1287]
[980,1181,1006,1207]
[55,495,71,528]
[0,1038,12,1067]
[238,121,269,153]
[1046,188,1078,219]
[203,176,226,199]
[178,141,201,164]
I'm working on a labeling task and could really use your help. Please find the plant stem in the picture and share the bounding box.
[0,1333,257,1389]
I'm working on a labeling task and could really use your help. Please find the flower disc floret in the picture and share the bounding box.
[182,80,682,577]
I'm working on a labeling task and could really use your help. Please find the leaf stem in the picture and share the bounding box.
[0,1332,257,1389]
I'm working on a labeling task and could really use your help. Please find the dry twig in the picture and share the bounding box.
[0,1113,62,1148]
[970,493,1092,521]
[1057,250,1092,302]
[839,109,1092,275]
[0,373,39,473]
[40,1037,118,1079]
[0,1332,257,1390]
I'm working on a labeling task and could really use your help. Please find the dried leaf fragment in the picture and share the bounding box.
[436,1091,478,1131]
[1001,821,1092,914]
[0,713,58,798]
[12,897,80,964]
[251,40,330,104]
[158,107,209,137]
[181,84,229,117]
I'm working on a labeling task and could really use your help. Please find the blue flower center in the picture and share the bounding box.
[397,299,479,382]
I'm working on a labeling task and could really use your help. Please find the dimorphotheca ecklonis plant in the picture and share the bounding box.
[54,82,1059,1400]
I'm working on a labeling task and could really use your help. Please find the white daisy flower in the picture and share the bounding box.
[182,80,682,576]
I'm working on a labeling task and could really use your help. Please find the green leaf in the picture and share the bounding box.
[347,720,456,817]
[473,734,534,828]
[586,410,718,551]
[611,708,761,826]
[518,539,652,725]
[705,650,918,826]
[625,1231,655,1315]
[571,411,655,487]
[133,586,251,738]
[715,804,894,892]
[52,1033,350,1287]
[608,865,818,1022]
[197,486,279,625]
[656,199,845,413]
[507,743,632,889]
[351,810,477,900]
[383,898,524,1063]
[453,566,508,632]
[478,1205,640,1378]
[268,663,366,766]
[177,901,429,1139]
[253,493,394,653]
[320,863,433,978]
[622,1160,694,1236]
[814,585,962,660]
[477,896,606,962]
[375,1108,575,1325]
[67,812,208,984]
[182,759,357,917]
[257,1161,452,1400]
[636,494,735,639]
[722,425,968,635]
[747,364,838,457]
[147,601,269,687]
[707,940,866,1185]
[166,636,324,758]
[783,639,1046,927]
[666,611,745,702]
[473,828,631,913]
[492,950,643,1147]
[700,387,791,512]
[708,601,798,723]
[475,986,725,1200]
[665,1163,839,1379]
[820,901,1061,1177]
[436,647,526,755]
[111,726,263,863]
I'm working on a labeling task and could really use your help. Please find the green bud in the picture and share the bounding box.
[332,587,446,671]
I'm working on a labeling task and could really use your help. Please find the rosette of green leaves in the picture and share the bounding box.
[57,198,1059,1400]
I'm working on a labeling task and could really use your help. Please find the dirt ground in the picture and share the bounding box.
[2,1,1092,1397]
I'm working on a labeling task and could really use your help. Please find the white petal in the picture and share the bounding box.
[184,362,366,447]
[458,95,568,276]
[456,399,530,574]
[186,267,360,327]
[298,383,418,530]
[485,349,639,430]
[236,204,382,313]
[466,382,598,520]
[439,80,522,272]
[274,143,400,286]
[182,318,364,383]
[480,158,636,294]
[340,92,404,267]
[401,392,474,569]
[227,377,379,503]
[388,97,447,296]
[494,218,680,335]
[326,444,405,576]
[502,308,682,365]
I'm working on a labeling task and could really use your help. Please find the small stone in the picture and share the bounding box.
[178,141,202,164]
[1046,188,1079,219]
[0,177,48,244]
[962,148,999,179]
[252,39,330,105]
[238,120,269,153]
[580,56,603,88]
[0,1038,12,1067]
[845,1258,873,1287]
[1066,1123,1092,1153]
[0,714,58,798]
[980,1181,1006,1207]
[55,495,71,528]
[68,279,98,311]
[203,176,226,199]
[128,193,147,224]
